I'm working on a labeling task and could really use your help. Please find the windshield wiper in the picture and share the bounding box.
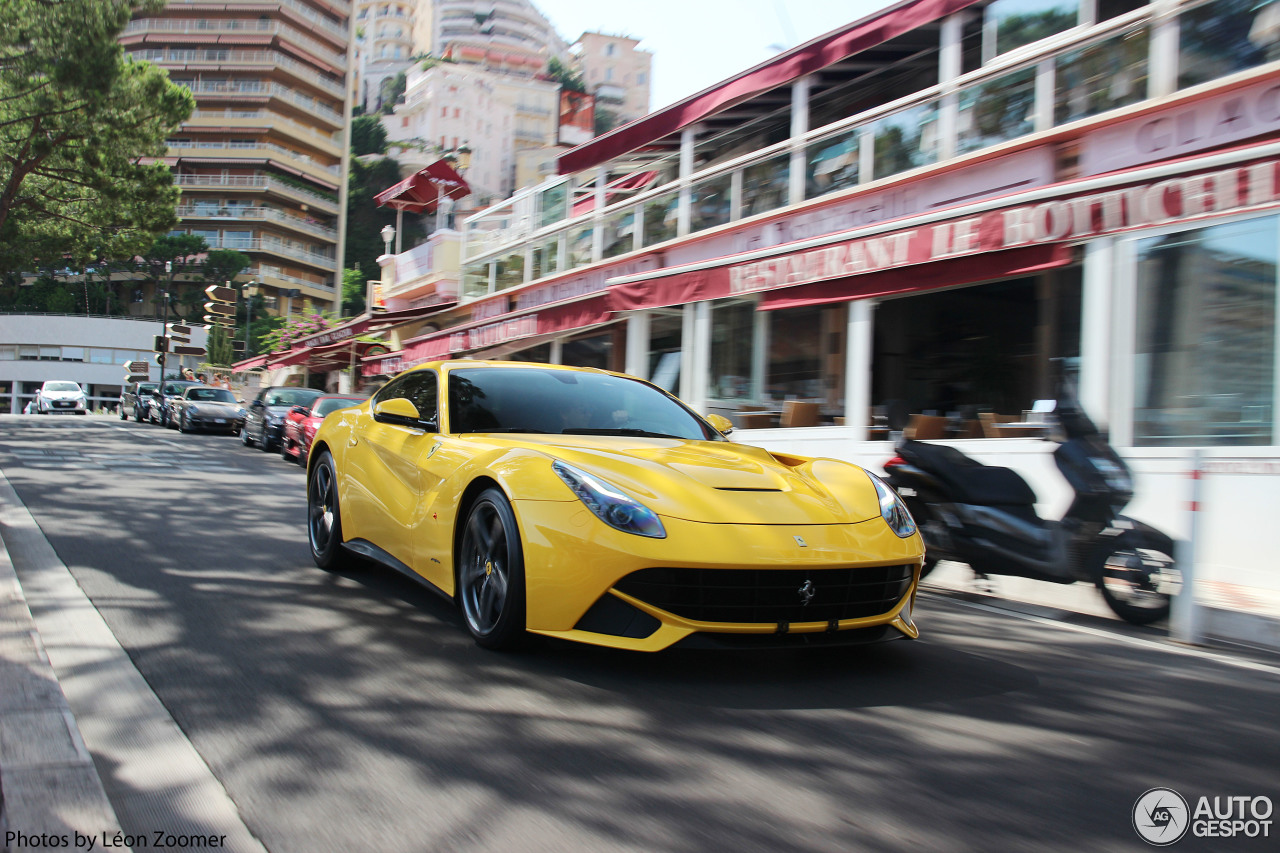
[478,427,549,434]
[562,428,683,439]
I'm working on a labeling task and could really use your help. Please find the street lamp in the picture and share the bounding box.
[380,224,395,256]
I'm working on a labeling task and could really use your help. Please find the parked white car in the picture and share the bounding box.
[36,380,88,415]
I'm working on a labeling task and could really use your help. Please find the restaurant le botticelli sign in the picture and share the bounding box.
[611,149,1280,310]
[369,150,1280,375]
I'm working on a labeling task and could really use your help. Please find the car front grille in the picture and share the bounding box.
[613,564,915,626]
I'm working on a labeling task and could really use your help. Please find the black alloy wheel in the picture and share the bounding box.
[458,488,527,650]
[281,436,294,462]
[307,451,350,571]
[241,423,255,446]
[179,412,189,433]
[1096,533,1176,625]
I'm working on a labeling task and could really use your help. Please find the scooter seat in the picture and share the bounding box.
[898,440,1038,506]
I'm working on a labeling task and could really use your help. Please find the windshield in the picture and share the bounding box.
[314,397,364,417]
[264,388,322,407]
[187,388,237,404]
[447,367,720,440]
[44,382,81,393]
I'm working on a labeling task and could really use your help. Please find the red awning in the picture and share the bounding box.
[758,244,1071,310]
[375,160,470,213]
[557,0,981,175]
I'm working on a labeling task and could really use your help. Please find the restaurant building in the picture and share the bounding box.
[338,0,1280,643]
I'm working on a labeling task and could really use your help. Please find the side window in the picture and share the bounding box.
[374,371,437,423]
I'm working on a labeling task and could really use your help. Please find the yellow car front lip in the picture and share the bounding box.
[513,498,924,652]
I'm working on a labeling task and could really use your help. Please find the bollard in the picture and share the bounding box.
[1171,449,1204,645]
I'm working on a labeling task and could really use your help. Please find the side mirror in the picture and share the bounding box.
[373,397,434,430]
[705,413,735,436]
[250,399,264,408]
[290,405,309,416]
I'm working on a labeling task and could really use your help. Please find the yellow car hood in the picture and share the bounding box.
[484,435,883,525]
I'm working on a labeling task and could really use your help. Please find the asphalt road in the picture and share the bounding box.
[1,415,1277,853]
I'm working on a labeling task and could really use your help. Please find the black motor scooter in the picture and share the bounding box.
[882,396,1180,625]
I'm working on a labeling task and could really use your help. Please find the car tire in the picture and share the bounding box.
[281,438,293,462]
[241,425,254,447]
[458,488,527,650]
[259,433,274,453]
[307,451,351,572]
[119,406,127,420]
[179,413,189,433]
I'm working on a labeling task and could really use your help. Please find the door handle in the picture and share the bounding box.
[348,436,358,447]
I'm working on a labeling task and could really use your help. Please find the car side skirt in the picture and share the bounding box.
[342,538,454,604]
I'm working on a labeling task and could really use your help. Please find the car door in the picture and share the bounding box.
[340,370,443,569]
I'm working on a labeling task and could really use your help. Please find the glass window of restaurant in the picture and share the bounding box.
[871,270,1082,430]
[561,325,620,371]
[1131,215,1276,446]
[709,299,849,422]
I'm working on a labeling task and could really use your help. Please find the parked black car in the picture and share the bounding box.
[169,385,247,434]
[147,380,203,426]
[241,386,323,452]
[120,381,158,421]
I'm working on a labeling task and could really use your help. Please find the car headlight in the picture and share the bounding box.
[867,471,917,538]
[552,460,666,539]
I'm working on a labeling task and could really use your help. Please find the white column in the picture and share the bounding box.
[624,311,651,379]
[693,301,712,412]
[1149,0,1181,100]
[789,76,811,206]
[751,307,769,401]
[679,303,696,403]
[549,338,563,365]
[677,126,696,237]
[846,298,875,441]
[1080,237,1116,435]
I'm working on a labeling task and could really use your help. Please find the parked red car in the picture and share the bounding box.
[280,394,367,465]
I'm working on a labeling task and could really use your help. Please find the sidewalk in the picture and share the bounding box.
[0,523,125,852]
[923,561,1280,654]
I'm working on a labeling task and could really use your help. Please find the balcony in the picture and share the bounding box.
[129,48,346,99]
[175,205,338,241]
[187,109,342,156]
[179,79,343,126]
[248,265,335,295]
[214,236,335,269]
[172,173,339,213]
[166,140,340,181]
[122,18,347,70]
[161,0,350,46]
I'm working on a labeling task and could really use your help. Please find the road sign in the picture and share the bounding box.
[153,335,169,353]
[203,315,234,328]
[172,345,207,357]
[125,360,150,372]
[205,284,236,303]
[125,373,150,383]
[167,323,192,343]
[204,302,235,316]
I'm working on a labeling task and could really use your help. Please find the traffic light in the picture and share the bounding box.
[153,335,169,353]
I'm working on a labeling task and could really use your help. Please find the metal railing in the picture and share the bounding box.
[188,109,342,150]
[172,173,339,212]
[129,48,346,99]
[175,205,338,240]
[177,79,343,125]
[123,18,347,69]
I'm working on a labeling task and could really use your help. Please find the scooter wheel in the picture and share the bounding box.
[1095,533,1176,625]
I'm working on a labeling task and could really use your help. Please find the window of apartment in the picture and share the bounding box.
[690,173,732,233]
[61,347,84,362]
[605,43,616,57]
[741,153,790,218]
[806,128,859,200]
[637,72,646,85]
[1132,216,1276,446]
[871,100,940,181]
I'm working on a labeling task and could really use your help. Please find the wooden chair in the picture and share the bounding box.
[978,412,1022,437]
[780,400,820,428]
[903,414,948,440]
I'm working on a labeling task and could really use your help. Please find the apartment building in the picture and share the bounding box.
[354,0,421,112]
[120,0,354,318]
[573,31,652,130]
